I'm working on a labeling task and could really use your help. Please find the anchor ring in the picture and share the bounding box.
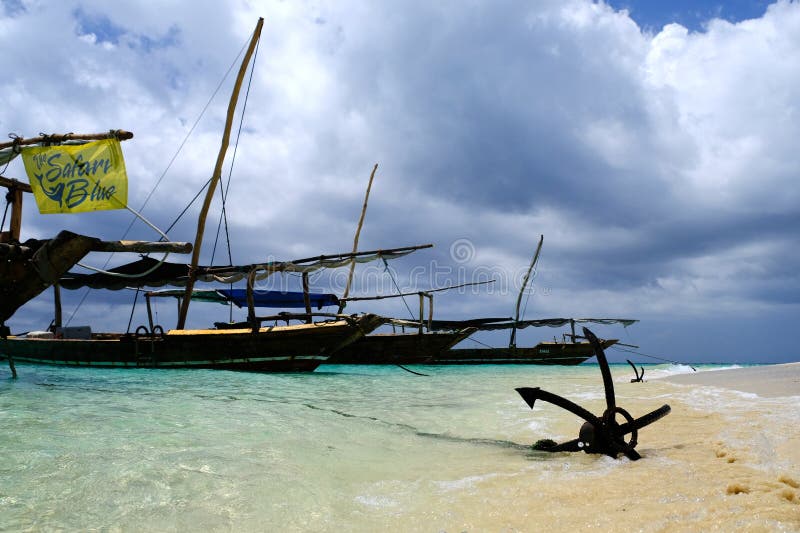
[604,406,638,449]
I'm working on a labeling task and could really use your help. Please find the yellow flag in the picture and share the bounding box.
[22,139,128,214]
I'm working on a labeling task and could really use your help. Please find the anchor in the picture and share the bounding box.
[516,327,670,460]
[627,359,644,382]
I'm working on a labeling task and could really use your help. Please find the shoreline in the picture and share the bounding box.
[659,361,800,397]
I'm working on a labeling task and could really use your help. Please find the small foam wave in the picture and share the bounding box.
[354,495,400,508]
[434,473,499,492]
[647,364,741,380]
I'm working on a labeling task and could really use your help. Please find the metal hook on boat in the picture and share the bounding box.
[516,327,670,461]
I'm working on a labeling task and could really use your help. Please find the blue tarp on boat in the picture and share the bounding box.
[217,289,340,309]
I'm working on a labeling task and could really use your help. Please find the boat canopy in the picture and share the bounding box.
[58,244,428,291]
[146,288,339,309]
[389,317,637,331]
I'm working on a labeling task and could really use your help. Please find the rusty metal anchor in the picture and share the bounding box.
[516,327,670,460]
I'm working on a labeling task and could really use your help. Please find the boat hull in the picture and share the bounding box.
[327,329,474,364]
[2,315,383,372]
[428,339,618,365]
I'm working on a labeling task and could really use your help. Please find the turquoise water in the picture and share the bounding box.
[1,362,797,531]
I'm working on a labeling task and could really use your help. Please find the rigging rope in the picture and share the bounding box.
[124,39,250,244]
[211,35,260,268]
[66,38,251,327]
[609,345,697,371]
[382,257,415,319]
[467,336,495,348]
[164,177,213,235]
[395,363,429,376]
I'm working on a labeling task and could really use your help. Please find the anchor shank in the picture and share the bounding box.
[583,327,616,412]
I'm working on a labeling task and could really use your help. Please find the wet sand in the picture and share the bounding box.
[660,362,800,397]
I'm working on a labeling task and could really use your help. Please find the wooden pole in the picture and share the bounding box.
[53,283,62,329]
[418,292,424,335]
[246,269,258,331]
[1,325,15,379]
[0,130,133,150]
[0,177,33,192]
[91,240,192,254]
[510,235,543,349]
[342,279,495,302]
[426,293,433,331]
[284,243,432,267]
[8,188,22,242]
[177,18,264,329]
[146,293,155,332]
[302,272,312,324]
[338,163,378,314]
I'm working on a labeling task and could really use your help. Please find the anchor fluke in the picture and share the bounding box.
[515,387,541,409]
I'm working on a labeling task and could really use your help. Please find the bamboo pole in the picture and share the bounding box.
[0,177,32,192]
[0,324,14,378]
[0,177,28,242]
[177,18,264,329]
[302,272,312,323]
[286,243,431,266]
[509,234,543,349]
[0,130,133,150]
[146,293,155,332]
[8,187,22,242]
[338,163,378,313]
[53,284,62,329]
[426,293,433,331]
[91,240,192,253]
[342,279,495,302]
[246,268,258,331]
[418,293,424,335]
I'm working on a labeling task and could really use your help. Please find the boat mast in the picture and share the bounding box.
[176,17,264,329]
[338,163,379,314]
[509,234,543,349]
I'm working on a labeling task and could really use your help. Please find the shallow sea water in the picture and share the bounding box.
[1,363,798,532]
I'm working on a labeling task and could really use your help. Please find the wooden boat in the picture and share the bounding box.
[2,243,432,372]
[142,272,464,366]
[423,318,631,365]
[429,338,618,365]
[3,315,383,371]
[0,19,405,374]
[415,236,636,365]
[326,328,475,364]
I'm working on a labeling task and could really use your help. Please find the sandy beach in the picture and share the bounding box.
[660,362,800,397]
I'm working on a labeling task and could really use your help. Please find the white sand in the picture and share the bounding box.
[661,362,800,397]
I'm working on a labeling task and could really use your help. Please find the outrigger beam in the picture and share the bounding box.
[0,130,133,150]
[91,240,192,254]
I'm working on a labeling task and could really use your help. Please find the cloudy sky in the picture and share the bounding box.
[1,0,797,363]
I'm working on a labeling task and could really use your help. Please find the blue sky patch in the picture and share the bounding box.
[73,7,126,45]
[605,0,773,32]
[1,0,27,17]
